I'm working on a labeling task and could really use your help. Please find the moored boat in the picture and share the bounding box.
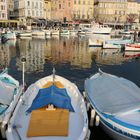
[103,41,122,49]
[32,30,45,37]
[125,43,140,51]
[79,22,112,34]
[0,69,22,138]
[85,69,140,140]
[60,29,70,35]
[6,70,90,140]
[18,32,32,37]
[1,32,16,43]
[88,38,103,48]
[51,29,60,35]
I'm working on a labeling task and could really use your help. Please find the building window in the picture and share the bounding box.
[28,10,30,16]
[32,2,34,8]
[69,2,70,7]
[36,11,38,16]
[40,3,42,9]
[36,2,38,8]
[27,1,30,6]
[32,10,34,16]
[74,0,76,4]
[59,4,61,9]
[2,13,5,18]
[78,0,80,4]
[83,1,85,4]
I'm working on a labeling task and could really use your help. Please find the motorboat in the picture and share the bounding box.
[0,69,22,138]
[32,30,45,37]
[60,29,70,36]
[1,32,16,43]
[103,41,122,49]
[125,43,140,51]
[103,35,133,49]
[18,32,32,37]
[79,22,112,34]
[88,38,103,48]
[85,69,140,140]
[6,70,90,140]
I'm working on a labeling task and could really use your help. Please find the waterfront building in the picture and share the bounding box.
[51,0,74,22]
[44,0,51,20]
[51,0,94,22]
[7,0,14,19]
[0,0,8,20]
[73,0,94,21]
[94,0,127,24]
[14,0,45,26]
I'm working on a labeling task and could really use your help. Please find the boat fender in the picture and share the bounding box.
[90,109,96,126]
[85,129,91,140]
[86,102,90,111]
[83,91,86,98]
[95,115,100,126]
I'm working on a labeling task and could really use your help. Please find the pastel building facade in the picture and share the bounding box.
[94,0,127,23]
[7,0,14,19]
[0,0,7,20]
[14,0,45,25]
[44,0,51,20]
[51,0,74,21]
[73,0,94,21]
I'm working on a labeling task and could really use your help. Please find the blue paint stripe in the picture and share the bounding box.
[86,93,140,132]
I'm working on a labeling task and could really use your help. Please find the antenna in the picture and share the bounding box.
[52,67,56,85]
[21,56,26,92]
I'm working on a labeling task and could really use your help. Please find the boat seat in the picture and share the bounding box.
[13,105,84,140]
[42,81,64,88]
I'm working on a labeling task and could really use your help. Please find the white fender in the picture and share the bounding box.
[95,115,100,126]
[90,109,96,126]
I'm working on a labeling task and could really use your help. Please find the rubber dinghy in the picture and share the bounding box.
[85,69,140,140]
[0,69,22,138]
[6,73,90,140]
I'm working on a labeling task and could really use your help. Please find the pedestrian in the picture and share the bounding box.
[138,31,140,38]
[133,30,137,42]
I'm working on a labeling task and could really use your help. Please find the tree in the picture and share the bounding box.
[127,13,138,23]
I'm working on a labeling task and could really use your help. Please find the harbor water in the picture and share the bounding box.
[0,34,140,140]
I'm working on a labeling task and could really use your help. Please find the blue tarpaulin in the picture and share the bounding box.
[27,85,74,113]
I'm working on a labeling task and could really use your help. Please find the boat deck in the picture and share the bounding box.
[8,104,84,140]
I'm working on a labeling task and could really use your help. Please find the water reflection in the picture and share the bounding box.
[89,49,125,65]
[0,35,140,73]
[16,38,46,73]
[0,40,16,69]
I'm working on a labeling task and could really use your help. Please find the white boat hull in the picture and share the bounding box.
[103,43,122,49]
[88,39,103,47]
[100,120,134,140]
[6,75,89,140]
[125,44,140,51]
[92,27,112,34]
[19,32,32,37]
[32,31,45,36]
